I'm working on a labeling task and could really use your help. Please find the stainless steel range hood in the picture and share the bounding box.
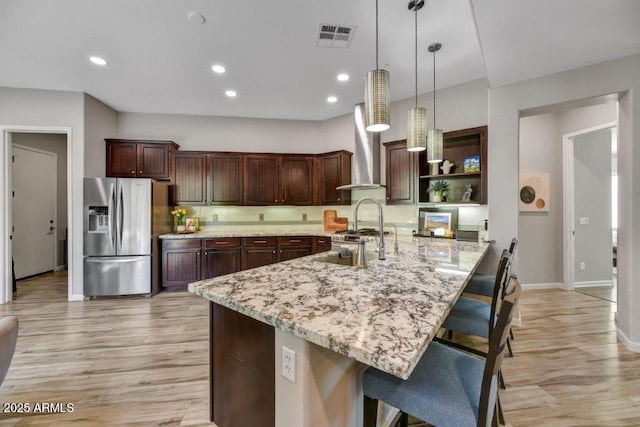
[336,103,384,190]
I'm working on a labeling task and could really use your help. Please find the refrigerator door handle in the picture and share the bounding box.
[108,182,116,251]
[85,257,141,264]
[116,180,124,253]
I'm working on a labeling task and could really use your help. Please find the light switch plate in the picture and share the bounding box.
[282,346,296,383]
[579,217,589,225]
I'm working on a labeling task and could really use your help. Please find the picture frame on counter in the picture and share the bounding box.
[185,217,199,232]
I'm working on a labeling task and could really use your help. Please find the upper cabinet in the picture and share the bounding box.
[106,139,179,179]
[244,154,315,206]
[172,152,243,206]
[316,151,352,205]
[418,126,488,204]
[280,156,314,205]
[384,140,417,205]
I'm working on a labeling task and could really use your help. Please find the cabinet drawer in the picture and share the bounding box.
[242,237,278,247]
[313,237,331,247]
[204,237,241,248]
[162,239,202,250]
[278,236,311,247]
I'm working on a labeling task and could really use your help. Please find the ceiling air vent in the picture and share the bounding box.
[316,24,357,48]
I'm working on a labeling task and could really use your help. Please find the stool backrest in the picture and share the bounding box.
[478,276,521,427]
[488,249,511,336]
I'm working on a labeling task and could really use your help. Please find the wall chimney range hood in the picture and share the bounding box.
[336,103,384,190]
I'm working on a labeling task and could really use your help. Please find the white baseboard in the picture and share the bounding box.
[521,282,564,290]
[54,265,67,272]
[574,280,614,288]
[68,294,85,301]
[617,327,640,353]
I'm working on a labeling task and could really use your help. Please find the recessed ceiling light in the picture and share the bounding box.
[187,11,206,24]
[225,90,237,98]
[212,64,226,74]
[89,56,107,66]
[327,96,338,103]
[337,73,349,82]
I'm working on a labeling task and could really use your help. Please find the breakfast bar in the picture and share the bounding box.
[189,237,490,427]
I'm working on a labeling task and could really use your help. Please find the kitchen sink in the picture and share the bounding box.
[316,249,378,267]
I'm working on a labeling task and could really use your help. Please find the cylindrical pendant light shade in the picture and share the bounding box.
[407,107,426,151]
[364,69,390,132]
[427,128,443,163]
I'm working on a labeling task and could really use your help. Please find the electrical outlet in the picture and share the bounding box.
[211,214,218,222]
[580,261,586,271]
[259,213,264,221]
[302,213,307,221]
[282,346,296,383]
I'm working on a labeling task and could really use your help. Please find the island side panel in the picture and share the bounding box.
[211,302,275,427]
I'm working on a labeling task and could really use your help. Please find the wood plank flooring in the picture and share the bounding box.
[1,273,639,426]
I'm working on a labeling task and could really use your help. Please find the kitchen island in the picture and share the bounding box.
[189,236,490,427]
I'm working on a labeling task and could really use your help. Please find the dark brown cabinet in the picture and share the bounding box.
[172,152,243,206]
[208,153,243,205]
[312,236,332,254]
[418,126,488,204]
[106,139,178,179]
[242,237,278,270]
[202,238,242,279]
[278,236,312,261]
[244,155,280,205]
[384,140,417,205]
[280,156,314,205]
[162,239,202,291]
[316,151,352,205]
[172,152,207,205]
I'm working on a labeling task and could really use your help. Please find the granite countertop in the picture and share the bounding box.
[189,236,490,380]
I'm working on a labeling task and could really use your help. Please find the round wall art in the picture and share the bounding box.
[519,173,549,212]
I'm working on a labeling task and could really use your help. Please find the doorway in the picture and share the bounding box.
[1,127,71,303]
[564,126,617,302]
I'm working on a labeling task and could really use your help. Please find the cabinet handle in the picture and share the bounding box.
[275,199,278,202]
[254,240,267,244]
[139,170,143,174]
[282,199,284,202]
[289,239,301,243]
[317,240,326,243]
[272,250,276,254]
[131,171,135,174]
[215,241,229,245]
[337,198,341,201]
[280,250,283,253]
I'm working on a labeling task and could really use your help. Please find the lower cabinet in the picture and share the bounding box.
[162,239,202,292]
[162,235,334,291]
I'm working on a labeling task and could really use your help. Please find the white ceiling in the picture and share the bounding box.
[1,0,639,121]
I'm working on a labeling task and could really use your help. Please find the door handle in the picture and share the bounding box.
[49,226,56,231]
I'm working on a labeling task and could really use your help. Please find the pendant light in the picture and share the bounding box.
[406,0,426,152]
[364,0,390,132]
[427,42,443,163]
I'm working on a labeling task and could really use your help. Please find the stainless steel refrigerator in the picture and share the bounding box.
[83,178,171,296]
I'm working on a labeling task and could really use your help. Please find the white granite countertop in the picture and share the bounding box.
[189,236,490,380]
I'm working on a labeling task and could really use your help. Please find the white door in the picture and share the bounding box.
[12,145,57,279]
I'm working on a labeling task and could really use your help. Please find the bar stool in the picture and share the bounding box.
[464,238,518,297]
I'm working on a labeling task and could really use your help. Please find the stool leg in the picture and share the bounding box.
[447,329,453,340]
[506,336,514,357]
[397,412,409,427]
[364,396,378,427]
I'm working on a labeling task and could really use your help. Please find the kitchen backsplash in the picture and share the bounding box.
[178,189,488,234]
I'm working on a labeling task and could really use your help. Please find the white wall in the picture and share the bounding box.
[573,128,613,283]
[11,133,68,267]
[117,112,325,153]
[0,87,85,301]
[488,53,640,350]
[518,113,562,284]
[84,94,117,177]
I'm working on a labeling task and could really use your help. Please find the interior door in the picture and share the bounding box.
[12,145,57,279]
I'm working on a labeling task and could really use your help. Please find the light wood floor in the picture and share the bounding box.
[1,273,639,426]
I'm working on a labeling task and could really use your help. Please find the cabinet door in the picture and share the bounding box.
[385,141,416,205]
[137,143,171,179]
[208,154,243,205]
[106,142,137,177]
[203,248,242,279]
[312,236,332,254]
[173,153,207,205]
[279,247,311,262]
[242,248,278,270]
[319,151,352,205]
[280,156,314,205]
[162,240,201,291]
[244,155,279,205]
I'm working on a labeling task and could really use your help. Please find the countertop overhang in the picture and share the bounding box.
[189,236,490,380]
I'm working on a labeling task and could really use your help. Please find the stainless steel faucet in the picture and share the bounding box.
[384,223,399,255]
[354,197,385,260]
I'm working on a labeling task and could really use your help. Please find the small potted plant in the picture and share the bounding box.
[171,208,188,233]
[429,180,449,202]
